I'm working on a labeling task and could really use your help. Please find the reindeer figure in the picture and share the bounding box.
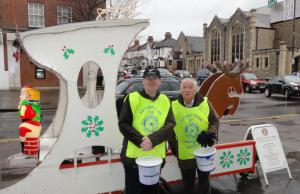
[200,61,249,118]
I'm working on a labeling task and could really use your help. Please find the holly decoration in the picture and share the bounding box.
[237,148,251,165]
[62,46,75,60]
[103,45,116,56]
[81,115,104,138]
[220,150,234,168]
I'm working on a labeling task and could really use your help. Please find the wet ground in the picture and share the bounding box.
[1,90,300,193]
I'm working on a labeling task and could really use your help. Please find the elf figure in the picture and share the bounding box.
[18,86,41,156]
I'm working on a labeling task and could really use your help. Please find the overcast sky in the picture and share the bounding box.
[136,0,270,41]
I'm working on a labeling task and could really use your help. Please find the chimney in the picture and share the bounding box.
[203,23,208,37]
[165,32,172,39]
[134,40,139,46]
[147,36,153,43]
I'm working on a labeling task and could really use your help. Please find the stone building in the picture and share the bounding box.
[173,31,205,75]
[204,0,300,78]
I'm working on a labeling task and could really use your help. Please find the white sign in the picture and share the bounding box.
[247,124,292,185]
[211,141,255,177]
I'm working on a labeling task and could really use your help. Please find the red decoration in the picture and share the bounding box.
[13,50,19,62]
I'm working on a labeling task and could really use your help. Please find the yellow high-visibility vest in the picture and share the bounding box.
[172,97,210,160]
[126,92,170,158]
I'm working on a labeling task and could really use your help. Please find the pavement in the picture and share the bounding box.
[1,90,300,193]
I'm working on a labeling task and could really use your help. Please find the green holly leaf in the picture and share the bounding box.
[104,48,110,53]
[63,52,69,59]
[111,49,116,55]
[87,131,92,138]
[67,49,75,54]
[82,120,88,125]
[94,131,100,136]
[94,116,99,123]
[87,115,92,122]
[81,127,88,132]
[97,120,103,126]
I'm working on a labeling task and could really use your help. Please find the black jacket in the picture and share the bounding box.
[118,90,176,166]
[169,93,220,169]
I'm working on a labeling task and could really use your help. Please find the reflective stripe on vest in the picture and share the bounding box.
[172,97,210,160]
[126,91,170,159]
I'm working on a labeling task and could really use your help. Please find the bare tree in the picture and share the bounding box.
[96,0,149,20]
[73,0,106,21]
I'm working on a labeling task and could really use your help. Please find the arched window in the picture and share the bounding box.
[231,23,244,63]
[210,29,221,63]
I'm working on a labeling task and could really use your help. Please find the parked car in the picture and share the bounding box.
[156,68,172,76]
[174,70,192,79]
[116,75,181,116]
[240,72,266,93]
[196,68,213,85]
[292,72,300,77]
[123,69,139,79]
[264,75,300,100]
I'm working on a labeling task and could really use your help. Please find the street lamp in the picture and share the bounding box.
[291,0,296,73]
[193,56,196,77]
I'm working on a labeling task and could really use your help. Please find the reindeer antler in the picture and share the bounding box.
[215,60,249,77]
[226,60,249,77]
[202,61,216,73]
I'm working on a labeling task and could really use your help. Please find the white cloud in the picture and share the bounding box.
[136,0,269,41]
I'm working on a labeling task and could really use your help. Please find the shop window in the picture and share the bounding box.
[264,57,269,69]
[35,66,46,79]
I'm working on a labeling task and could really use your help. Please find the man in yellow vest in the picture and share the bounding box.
[118,67,175,194]
[169,78,219,194]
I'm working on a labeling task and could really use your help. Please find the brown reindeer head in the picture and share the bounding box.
[200,61,249,118]
[215,60,249,94]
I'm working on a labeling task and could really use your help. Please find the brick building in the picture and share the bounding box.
[204,0,300,78]
[122,32,176,71]
[0,0,105,89]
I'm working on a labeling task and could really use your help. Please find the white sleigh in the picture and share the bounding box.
[1,20,257,194]
[1,20,154,194]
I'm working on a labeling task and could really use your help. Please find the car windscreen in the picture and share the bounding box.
[243,73,257,79]
[181,71,190,76]
[116,81,130,95]
[197,68,211,76]
[159,81,181,92]
[158,69,170,74]
[118,79,180,94]
[284,75,300,83]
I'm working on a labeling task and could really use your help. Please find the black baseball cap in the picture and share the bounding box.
[143,68,161,78]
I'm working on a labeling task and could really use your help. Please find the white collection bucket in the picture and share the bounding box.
[136,156,163,185]
[194,147,217,172]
